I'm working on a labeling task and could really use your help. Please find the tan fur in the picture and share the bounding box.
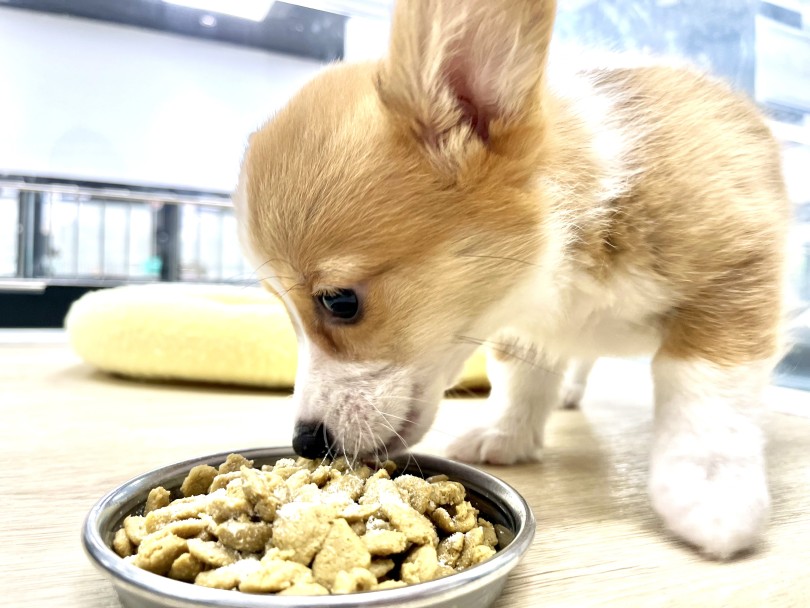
[577,66,789,365]
[236,0,788,394]
[234,0,790,558]
[242,53,787,367]
[242,61,544,363]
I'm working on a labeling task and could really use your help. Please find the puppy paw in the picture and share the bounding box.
[447,427,540,465]
[650,448,770,559]
[560,381,586,409]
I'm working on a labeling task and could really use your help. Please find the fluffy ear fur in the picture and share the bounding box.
[377,0,557,166]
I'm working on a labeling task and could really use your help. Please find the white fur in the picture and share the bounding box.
[291,346,448,458]
[472,255,675,364]
[649,357,771,558]
[549,69,638,204]
[448,343,566,465]
[561,357,595,408]
[447,260,673,464]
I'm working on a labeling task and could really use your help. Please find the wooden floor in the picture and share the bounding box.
[2,334,810,607]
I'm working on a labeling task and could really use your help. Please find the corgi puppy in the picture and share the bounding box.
[232,0,789,560]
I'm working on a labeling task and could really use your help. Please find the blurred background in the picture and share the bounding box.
[0,0,809,386]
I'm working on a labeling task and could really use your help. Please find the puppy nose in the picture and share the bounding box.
[292,421,333,459]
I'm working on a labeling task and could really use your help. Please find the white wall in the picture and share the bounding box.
[343,15,388,61]
[0,8,325,192]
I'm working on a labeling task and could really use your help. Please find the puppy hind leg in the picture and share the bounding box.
[560,357,596,409]
[649,354,772,559]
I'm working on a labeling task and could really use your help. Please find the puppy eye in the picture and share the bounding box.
[317,289,360,322]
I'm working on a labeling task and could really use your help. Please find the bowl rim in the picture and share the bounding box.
[82,447,536,607]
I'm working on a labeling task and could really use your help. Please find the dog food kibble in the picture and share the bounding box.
[113,454,500,595]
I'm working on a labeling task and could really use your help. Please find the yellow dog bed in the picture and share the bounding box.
[65,284,489,390]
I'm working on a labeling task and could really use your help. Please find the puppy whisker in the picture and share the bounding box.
[368,421,388,464]
[368,401,422,476]
[454,335,564,378]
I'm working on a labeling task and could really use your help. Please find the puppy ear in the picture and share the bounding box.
[377,0,556,164]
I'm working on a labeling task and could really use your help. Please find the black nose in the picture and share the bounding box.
[292,421,333,459]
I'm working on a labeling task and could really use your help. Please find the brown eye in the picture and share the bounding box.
[317,289,360,322]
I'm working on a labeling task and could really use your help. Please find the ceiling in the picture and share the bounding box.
[0,0,347,61]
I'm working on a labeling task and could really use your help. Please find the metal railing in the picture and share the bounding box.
[0,175,254,288]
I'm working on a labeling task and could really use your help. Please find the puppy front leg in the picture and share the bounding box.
[447,342,564,465]
[650,355,772,559]
[561,357,596,409]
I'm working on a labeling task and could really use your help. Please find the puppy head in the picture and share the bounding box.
[234,0,557,458]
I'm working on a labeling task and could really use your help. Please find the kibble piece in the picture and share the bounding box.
[466,544,496,567]
[350,520,367,537]
[341,502,379,522]
[312,519,372,589]
[368,558,395,579]
[381,502,439,547]
[208,471,242,492]
[375,580,408,590]
[324,474,365,501]
[329,457,350,473]
[272,458,301,479]
[186,538,240,567]
[285,469,313,493]
[429,481,465,506]
[215,520,273,553]
[432,507,455,533]
[144,494,213,533]
[457,526,488,569]
[239,559,313,593]
[435,563,457,579]
[394,475,432,514]
[168,553,203,582]
[479,518,498,548]
[273,503,336,565]
[310,466,332,487]
[195,568,239,590]
[117,453,501,596]
[219,453,254,474]
[180,465,218,497]
[277,581,330,596]
[291,483,327,504]
[241,467,284,498]
[340,502,380,523]
[362,529,408,556]
[260,547,296,564]
[452,502,478,532]
[355,465,373,480]
[144,487,171,514]
[113,528,134,558]
[241,467,284,522]
[437,532,465,568]
[195,559,262,589]
[132,533,188,575]
[431,501,478,534]
[207,492,252,523]
[426,474,449,483]
[400,544,439,584]
[123,515,147,545]
[359,477,403,508]
[299,457,321,471]
[365,516,393,532]
[160,518,208,539]
[331,567,377,594]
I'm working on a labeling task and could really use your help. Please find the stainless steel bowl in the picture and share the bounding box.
[83,447,535,608]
